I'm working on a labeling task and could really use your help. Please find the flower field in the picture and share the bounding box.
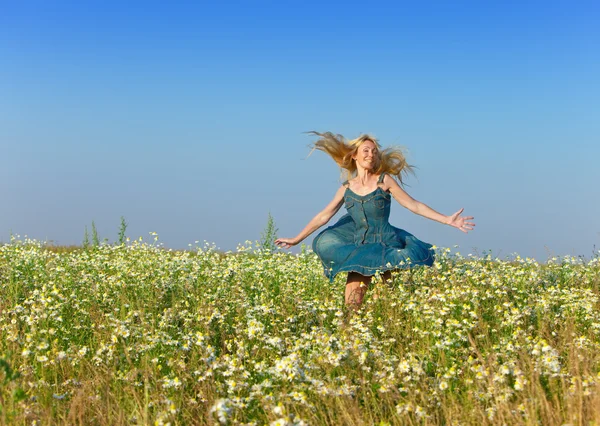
[1,238,600,425]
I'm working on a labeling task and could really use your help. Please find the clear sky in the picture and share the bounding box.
[1,1,599,260]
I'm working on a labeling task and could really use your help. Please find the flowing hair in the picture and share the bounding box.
[307,131,415,184]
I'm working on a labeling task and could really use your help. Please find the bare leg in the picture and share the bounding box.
[345,272,372,309]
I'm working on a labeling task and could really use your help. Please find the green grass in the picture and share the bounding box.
[1,239,600,425]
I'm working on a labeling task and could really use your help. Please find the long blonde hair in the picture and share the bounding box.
[307,131,414,184]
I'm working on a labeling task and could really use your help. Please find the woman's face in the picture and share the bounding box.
[352,140,378,170]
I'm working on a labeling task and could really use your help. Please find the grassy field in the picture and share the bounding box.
[1,238,600,425]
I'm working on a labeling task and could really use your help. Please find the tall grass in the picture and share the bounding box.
[1,238,599,425]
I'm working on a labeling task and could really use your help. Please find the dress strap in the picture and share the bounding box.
[342,180,349,187]
[377,173,386,184]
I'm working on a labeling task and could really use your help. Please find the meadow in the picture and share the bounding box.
[1,236,600,425]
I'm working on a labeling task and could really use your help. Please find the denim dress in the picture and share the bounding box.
[312,173,435,281]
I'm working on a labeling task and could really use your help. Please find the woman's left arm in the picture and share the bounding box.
[384,175,475,233]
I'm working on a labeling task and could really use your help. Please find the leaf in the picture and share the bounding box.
[13,388,27,403]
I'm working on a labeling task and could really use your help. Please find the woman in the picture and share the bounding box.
[275,132,475,308]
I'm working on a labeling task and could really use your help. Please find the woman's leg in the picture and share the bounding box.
[345,271,394,308]
[345,272,372,309]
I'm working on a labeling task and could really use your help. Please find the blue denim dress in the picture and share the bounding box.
[312,173,435,281]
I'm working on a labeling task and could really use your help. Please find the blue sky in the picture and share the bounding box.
[1,1,599,259]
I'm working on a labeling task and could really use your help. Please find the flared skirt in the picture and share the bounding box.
[312,214,435,281]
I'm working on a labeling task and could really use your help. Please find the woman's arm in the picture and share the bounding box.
[275,185,346,248]
[384,175,475,233]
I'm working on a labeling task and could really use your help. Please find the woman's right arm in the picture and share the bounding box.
[275,185,346,249]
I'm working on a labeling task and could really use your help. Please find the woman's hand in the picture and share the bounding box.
[447,208,476,233]
[275,238,299,249]
[273,185,346,250]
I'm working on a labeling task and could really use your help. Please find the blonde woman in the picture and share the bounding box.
[275,132,475,308]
